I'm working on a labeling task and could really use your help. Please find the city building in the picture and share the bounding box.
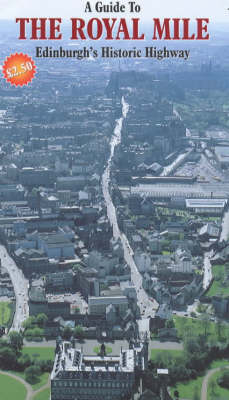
[51,339,148,400]
[28,287,71,318]
[19,167,55,187]
[38,233,75,259]
[45,271,74,292]
[185,198,227,215]
[88,296,129,316]
[75,267,100,299]
[215,146,229,168]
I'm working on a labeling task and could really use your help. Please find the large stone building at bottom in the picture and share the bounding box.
[50,339,148,400]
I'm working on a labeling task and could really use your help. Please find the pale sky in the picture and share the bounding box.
[0,0,229,22]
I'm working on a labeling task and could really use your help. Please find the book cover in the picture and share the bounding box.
[0,1,229,400]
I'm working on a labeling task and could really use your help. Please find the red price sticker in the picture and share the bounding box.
[2,53,36,86]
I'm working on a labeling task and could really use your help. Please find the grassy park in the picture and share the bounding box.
[33,388,51,400]
[171,361,229,400]
[22,347,55,361]
[206,264,229,297]
[171,375,204,400]
[13,347,54,391]
[93,346,112,355]
[0,373,27,400]
[150,349,183,361]
[173,315,229,342]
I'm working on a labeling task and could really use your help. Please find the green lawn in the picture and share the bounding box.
[93,346,112,355]
[0,301,12,326]
[210,360,229,369]
[206,265,229,297]
[173,316,229,342]
[171,375,204,400]
[0,373,27,400]
[150,349,183,360]
[155,207,192,219]
[7,348,53,393]
[33,387,50,400]
[12,370,49,391]
[207,369,229,400]
[22,347,55,361]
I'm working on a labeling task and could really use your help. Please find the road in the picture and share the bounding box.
[24,338,183,355]
[0,245,29,332]
[174,107,191,138]
[220,208,229,242]
[102,98,158,318]
[203,251,213,291]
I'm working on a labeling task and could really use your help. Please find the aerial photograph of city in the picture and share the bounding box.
[0,1,229,400]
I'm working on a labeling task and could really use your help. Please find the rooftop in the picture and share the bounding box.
[88,296,128,306]
[186,198,227,208]
[51,341,145,379]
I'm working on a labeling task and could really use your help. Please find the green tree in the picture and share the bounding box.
[218,370,229,389]
[32,327,44,339]
[215,318,224,341]
[174,390,179,399]
[184,336,200,355]
[9,331,23,352]
[25,365,41,384]
[74,325,84,339]
[201,314,210,338]
[17,353,31,371]
[209,380,217,395]
[180,318,188,339]
[72,263,82,272]
[193,385,199,400]
[0,338,9,348]
[24,328,35,339]
[24,327,43,340]
[0,347,17,369]
[37,359,53,372]
[22,316,36,330]
[36,313,48,328]
[165,319,175,329]
[62,326,73,340]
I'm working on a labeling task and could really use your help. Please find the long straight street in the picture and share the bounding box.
[102,98,158,318]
